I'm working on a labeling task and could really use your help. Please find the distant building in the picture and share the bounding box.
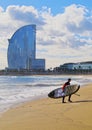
[73,61,92,70]
[60,61,92,70]
[7,25,45,70]
[60,63,74,70]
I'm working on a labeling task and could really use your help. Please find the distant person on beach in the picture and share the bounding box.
[62,78,72,103]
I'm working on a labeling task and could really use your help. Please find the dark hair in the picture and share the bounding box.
[68,78,71,81]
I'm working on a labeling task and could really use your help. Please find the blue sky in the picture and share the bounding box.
[0,0,92,69]
[0,0,92,15]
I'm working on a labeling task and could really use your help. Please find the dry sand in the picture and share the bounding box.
[0,84,92,130]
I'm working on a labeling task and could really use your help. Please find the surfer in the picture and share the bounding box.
[62,78,72,103]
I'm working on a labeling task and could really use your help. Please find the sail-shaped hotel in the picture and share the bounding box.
[7,25,45,70]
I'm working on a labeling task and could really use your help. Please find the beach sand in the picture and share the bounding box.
[0,84,92,130]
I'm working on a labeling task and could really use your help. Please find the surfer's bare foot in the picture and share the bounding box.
[68,100,72,102]
[62,101,66,103]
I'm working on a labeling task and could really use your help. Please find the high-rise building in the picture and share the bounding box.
[7,25,45,70]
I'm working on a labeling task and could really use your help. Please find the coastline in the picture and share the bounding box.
[1,69,92,76]
[0,84,92,130]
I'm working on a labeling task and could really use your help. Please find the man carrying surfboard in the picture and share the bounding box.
[62,78,72,103]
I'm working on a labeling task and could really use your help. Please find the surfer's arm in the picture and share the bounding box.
[62,81,70,91]
[62,84,66,91]
[62,82,69,91]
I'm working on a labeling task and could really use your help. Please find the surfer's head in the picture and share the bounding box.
[68,78,71,82]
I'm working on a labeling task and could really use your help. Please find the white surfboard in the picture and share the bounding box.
[48,84,80,98]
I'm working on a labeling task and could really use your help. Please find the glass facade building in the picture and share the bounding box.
[7,25,45,70]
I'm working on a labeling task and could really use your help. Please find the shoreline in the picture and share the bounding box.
[0,74,92,117]
[0,83,92,130]
[1,71,92,76]
[0,93,48,116]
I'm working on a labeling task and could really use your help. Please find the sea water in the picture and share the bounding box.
[0,75,92,114]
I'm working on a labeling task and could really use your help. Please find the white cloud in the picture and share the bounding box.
[0,4,92,69]
[7,5,45,25]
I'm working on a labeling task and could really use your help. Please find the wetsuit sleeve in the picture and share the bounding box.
[62,82,70,91]
[62,83,67,91]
